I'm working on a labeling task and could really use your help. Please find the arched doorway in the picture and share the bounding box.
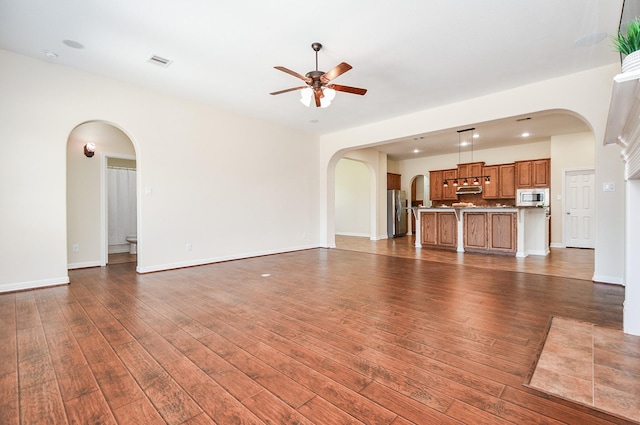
[66,121,138,268]
[335,158,371,238]
[409,174,428,234]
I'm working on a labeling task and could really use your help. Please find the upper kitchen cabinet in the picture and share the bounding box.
[482,163,516,199]
[482,165,499,198]
[430,169,458,201]
[442,169,458,200]
[532,159,550,187]
[499,164,516,197]
[457,162,484,184]
[515,159,550,188]
[387,173,401,190]
[429,170,443,200]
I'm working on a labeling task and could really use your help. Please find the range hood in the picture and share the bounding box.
[456,185,483,195]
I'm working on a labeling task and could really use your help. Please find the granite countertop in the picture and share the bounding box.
[415,205,517,210]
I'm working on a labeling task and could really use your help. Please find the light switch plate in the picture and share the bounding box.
[603,182,616,192]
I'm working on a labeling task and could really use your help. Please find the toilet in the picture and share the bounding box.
[125,235,137,254]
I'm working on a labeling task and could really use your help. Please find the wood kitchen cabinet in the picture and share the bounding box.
[430,169,458,201]
[420,211,457,249]
[464,211,516,254]
[464,212,488,249]
[482,166,499,199]
[387,173,401,190]
[515,159,550,188]
[489,212,517,253]
[429,170,443,201]
[457,162,484,184]
[532,159,550,187]
[515,160,533,188]
[442,169,458,200]
[482,163,515,199]
[499,164,516,198]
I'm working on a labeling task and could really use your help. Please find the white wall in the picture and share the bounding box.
[0,49,319,292]
[341,148,388,240]
[335,158,370,237]
[319,64,625,285]
[626,179,640,334]
[549,131,595,247]
[67,121,136,268]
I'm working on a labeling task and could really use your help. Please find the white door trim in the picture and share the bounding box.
[101,152,137,266]
[561,166,595,248]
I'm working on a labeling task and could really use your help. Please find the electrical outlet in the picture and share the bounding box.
[185,243,192,251]
[72,244,79,252]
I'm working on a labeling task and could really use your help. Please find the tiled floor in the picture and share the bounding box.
[527,317,640,423]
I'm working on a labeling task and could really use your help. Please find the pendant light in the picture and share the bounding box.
[444,127,490,187]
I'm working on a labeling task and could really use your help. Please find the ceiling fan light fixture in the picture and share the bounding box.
[300,87,313,107]
[271,42,366,107]
[323,87,336,101]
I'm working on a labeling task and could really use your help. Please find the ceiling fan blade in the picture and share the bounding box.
[270,86,307,95]
[314,89,322,107]
[328,84,367,96]
[321,62,352,83]
[274,66,312,83]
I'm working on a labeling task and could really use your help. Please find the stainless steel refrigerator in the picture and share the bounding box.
[387,189,407,238]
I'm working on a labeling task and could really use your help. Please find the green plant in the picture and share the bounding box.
[613,17,640,55]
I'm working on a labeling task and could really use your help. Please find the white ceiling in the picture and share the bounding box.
[376,110,592,160]
[0,0,628,155]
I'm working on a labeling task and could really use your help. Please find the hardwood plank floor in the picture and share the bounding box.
[335,235,594,281]
[1,246,632,424]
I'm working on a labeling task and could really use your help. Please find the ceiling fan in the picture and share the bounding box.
[270,42,367,108]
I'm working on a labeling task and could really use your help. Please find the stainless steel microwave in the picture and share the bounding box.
[516,188,549,207]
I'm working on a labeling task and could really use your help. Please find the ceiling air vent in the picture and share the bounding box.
[148,55,172,68]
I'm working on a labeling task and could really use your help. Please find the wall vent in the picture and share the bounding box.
[148,55,172,68]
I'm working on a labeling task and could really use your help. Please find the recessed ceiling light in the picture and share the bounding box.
[522,132,530,137]
[473,134,479,139]
[413,149,420,153]
[43,50,58,60]
[460,141,468,146]
[63,39,84,49]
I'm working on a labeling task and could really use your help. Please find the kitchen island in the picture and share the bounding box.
[414,206,549,257]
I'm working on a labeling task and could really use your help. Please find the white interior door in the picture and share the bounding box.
[564,169,595,248]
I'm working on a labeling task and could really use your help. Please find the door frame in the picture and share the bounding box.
[561,166,595,248]
[101,152,137,266]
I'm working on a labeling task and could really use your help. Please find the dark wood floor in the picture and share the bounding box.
[335,235,595,281]
[1,245,631,424]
